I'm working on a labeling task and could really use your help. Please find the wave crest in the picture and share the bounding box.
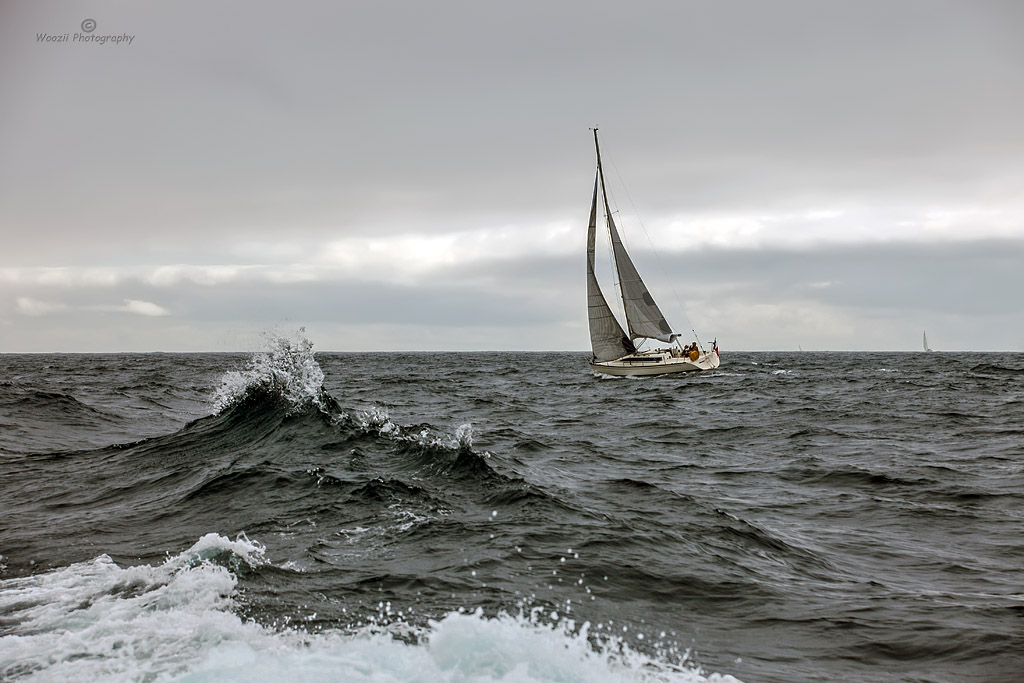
[356,406,474,452]
[212,330,328,414]
[170,531,269,573]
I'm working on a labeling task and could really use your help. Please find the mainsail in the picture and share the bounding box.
[587,173,636,361]
[593,130,677,345]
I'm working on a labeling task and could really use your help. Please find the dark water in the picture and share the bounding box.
[1,338,1022,682]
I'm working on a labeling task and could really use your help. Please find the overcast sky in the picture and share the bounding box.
[2,0,1022,351]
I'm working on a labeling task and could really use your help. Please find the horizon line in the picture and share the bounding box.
[0,349,1018,355]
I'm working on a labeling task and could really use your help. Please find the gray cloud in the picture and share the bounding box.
[2,239,1021,351]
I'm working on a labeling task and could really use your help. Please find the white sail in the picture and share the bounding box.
[593,135,676,344]
[923,331,932,352]
[605,212,677,343]
[587,173,635,361]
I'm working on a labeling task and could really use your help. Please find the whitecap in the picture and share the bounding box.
[211,328,327,414]
[355,406,480,454]
[0,535,743,682]
[0,533,265,682]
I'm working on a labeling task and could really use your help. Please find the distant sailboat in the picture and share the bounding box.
[585,129,719,376]
[923,331,933,352]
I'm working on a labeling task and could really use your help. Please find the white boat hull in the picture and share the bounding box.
[589,349,720,377]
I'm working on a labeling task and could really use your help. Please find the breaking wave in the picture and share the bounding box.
[212,330,330,414]
[0,534,741,683]
[355,405,475,452]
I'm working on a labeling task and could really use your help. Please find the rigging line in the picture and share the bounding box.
[605,150,705,353]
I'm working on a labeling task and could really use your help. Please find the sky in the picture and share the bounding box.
[2,0,1022,352]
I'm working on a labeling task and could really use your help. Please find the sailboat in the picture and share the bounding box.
[586,129,720,376]
[923,331,933,352]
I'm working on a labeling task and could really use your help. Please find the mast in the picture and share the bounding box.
[587,129,635,361]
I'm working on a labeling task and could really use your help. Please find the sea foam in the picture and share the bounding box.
[0,534,742,683]
[356,405,475,452]
[0,533,266,682]
[211,329,328,414]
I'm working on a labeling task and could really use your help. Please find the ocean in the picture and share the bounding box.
[1,335,1022,682]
